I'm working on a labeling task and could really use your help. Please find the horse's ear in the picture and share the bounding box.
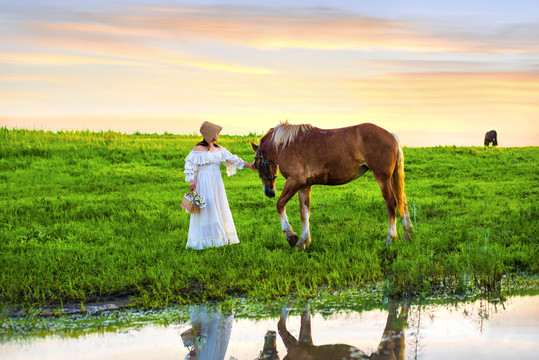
[250,140,258,152]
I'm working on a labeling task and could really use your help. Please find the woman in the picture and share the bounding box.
[184,121,255,250]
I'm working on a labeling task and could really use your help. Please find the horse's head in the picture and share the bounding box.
[250,140,278,198]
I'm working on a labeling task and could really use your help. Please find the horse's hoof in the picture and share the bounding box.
[286,234,298,247]
[384,236,393,245]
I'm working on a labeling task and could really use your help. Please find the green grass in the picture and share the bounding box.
[0,127,537,309]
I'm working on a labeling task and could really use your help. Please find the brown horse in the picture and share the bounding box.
[250,122,413,248]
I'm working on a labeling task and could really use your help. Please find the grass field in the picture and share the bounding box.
[0,127,537,309]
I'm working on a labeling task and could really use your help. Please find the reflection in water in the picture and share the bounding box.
[181,306,234,360]
[1,295,538,359]
[258,301,409,360]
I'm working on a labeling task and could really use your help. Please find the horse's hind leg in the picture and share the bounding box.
[298,303,313,345]
[401,196,413,241]
[375,176,398,245]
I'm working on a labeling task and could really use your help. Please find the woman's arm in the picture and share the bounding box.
[184,150,200,189]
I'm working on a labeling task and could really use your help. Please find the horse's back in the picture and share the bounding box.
[280,123,398,185]
[355,123,398,146]
[313,123,398,160]
[312,123,396,145]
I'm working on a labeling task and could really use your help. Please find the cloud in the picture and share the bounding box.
[1,74,66,84]
[1,4,278,74]
[0,51,139,66]
[8,3,538,54]
[106,5,537,53]
[1,33,276,75]
[3,2,537,81]
[349,72,539,111]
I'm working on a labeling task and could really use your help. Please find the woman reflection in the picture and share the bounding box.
[181,306,234,360]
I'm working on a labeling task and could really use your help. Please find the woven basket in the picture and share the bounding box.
[181,191,201,213]
[181,327,195,347]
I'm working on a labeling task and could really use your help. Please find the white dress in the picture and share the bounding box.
[184,147,245,250]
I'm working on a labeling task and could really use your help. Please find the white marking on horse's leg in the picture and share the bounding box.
[402,213,413,241]
[301,207,310,239]
[279,210,294,236]
[296,203,311,249]
[279,208,298,247]
[385,218,397,245]
[389,220,396,238]
[402,213,411,230]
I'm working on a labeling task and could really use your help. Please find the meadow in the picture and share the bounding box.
[0,127,537,310]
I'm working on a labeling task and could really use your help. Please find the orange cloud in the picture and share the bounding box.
[349,72,539,109]
[1,51,139,66]
[18,4,531,54]
[85,6,538,53]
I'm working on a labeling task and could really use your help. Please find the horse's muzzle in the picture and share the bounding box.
[264,187,275,198]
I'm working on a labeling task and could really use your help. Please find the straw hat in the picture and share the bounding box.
[200,121,222,143]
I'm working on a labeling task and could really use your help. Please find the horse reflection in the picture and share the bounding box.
[259,302,409,360]
[181,306,234,360]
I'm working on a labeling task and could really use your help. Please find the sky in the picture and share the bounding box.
[1,0,538,147]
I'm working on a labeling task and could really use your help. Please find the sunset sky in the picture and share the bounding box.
[1,0,538,146]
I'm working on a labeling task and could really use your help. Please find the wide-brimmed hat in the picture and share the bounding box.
[200,121,222,143]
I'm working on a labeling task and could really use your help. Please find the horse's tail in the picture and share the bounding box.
[391,133,407,218]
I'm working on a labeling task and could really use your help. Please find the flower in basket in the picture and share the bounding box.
[182,191,207,213]
[191,193,206,209]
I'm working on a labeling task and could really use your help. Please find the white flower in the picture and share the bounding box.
[191,194,206,208]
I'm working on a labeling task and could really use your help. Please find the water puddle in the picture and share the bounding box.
[1,295,538,359]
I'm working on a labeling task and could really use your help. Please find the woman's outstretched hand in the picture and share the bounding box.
[189,180,196,191]
[245,162,256,171]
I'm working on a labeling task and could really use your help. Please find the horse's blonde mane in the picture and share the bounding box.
[267,121,313,149]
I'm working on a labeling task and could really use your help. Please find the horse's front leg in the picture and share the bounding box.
[278,305,298,350]
[296,186,312,249]
[277,181,302,247]
[279,210,297,247]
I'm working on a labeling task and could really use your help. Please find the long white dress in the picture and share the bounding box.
[184,147,245,250]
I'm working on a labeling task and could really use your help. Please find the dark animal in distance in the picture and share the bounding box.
[484,130,498,146]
